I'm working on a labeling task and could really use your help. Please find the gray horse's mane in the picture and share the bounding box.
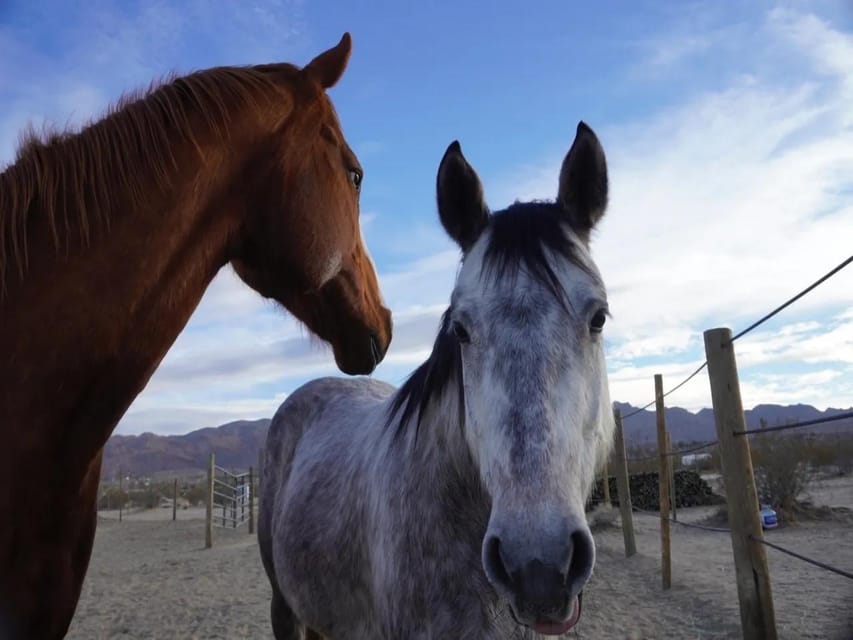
[386,201,591,442]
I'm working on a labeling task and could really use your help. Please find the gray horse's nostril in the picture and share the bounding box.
[566,529,594,593]
[483,535,513,592]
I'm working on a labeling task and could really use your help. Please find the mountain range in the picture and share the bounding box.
[102,403,853,478]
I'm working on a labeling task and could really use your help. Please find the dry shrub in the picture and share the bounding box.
[751,433,811,514]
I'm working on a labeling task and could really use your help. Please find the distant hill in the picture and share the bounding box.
[102,403,853,477]
[102,419,270,479]
[612,402,853,445]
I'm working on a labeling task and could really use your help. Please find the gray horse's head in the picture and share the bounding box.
[435,122,615,635]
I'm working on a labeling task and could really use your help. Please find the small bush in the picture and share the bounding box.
[751,433,811,514]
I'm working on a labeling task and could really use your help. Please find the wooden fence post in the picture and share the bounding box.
[172,478,178,521]
[704,328,776,640]
[205,453,214,549]
[249,466,255,534]
[666,431,677,522]
[612,409,636,557]
[654,374,671,590]
[601,459,611,507]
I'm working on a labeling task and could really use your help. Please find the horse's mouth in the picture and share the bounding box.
[508,593,582,636]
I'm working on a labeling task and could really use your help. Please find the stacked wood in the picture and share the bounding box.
[587,469,720,512]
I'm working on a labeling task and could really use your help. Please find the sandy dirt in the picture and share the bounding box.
[67,478,853,639]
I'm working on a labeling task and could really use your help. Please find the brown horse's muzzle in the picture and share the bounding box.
[332,303,392,375]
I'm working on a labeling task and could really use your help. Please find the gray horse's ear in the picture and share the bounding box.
[557,122,608,239]
[437,141,490,252]
[302,32,352,89]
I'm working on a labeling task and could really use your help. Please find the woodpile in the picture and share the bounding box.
[587,469,720,512]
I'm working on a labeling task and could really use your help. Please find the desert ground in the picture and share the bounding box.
[67,476,853,639]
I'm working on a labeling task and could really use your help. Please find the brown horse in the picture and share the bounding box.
[0,33,392,639]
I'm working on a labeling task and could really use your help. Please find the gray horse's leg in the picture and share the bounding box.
[270,583,305,640]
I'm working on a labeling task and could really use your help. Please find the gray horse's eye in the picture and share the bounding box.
[452,320,471,344]
[590,309,607,334]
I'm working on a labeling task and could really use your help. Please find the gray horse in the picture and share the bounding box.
[259,122,615,639]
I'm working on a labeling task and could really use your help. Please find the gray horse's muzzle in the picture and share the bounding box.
[482,525,594,632]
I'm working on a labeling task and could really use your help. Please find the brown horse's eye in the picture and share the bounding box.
[349,168,362,189]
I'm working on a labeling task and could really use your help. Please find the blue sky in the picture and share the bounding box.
[2,0,851,435]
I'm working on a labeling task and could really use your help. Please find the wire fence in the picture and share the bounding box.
[733,410,853,436]
[632,503,853,578]
[750,535,853,581]
[727,254,852,344]
[610,251,853,637]
[627,410,853,464]
[620,253,852,424]
[631,504,732,533]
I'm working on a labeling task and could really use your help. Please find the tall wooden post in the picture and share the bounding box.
[666,431,677,522]
[704,328,777,640]
[248,466,255,534]
[654,374,671,590]
[205,454,214,549]
[612,409,636,557]
[601,459,611,507]
[172,478,178,521]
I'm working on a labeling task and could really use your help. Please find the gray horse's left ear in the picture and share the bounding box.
[557,122,608,239]
[437,141,490,252]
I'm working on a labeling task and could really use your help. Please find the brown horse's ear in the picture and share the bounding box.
[437,141,490,252]
[303,32,352,89]
[557,121,608,239]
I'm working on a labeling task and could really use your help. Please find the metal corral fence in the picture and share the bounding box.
[606,253,852,640]
[204,453,255,548]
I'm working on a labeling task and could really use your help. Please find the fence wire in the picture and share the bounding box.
[728,253,853,344]
[627,439,718,463]
[750,535,853,580]
[734,410,853,436]
[621,361,708,421]
[621,252,851,423]
[631,505,731,533]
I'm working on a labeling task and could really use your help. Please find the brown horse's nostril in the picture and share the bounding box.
[369,332,383,368]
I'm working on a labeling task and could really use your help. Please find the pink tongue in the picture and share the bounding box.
[531,595,581,636]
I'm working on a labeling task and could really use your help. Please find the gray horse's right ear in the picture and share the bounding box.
[436,141,490,252]
[557,122,608,241]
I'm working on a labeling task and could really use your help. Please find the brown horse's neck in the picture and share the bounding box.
[0,116,257,477]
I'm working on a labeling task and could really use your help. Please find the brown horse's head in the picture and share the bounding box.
[231,34,392,375]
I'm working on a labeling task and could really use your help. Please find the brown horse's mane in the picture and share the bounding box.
[0,63,298,290]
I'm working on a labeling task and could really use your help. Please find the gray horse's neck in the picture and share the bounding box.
[389,390,491,543]
[375,391,508,637]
